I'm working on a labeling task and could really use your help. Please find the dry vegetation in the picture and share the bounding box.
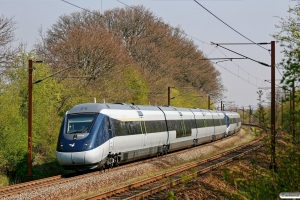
[156,145,269,200]
[156,129,300,200]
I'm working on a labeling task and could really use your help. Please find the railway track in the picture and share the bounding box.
[83,138,263,200]
[0,127,259,199]
[0,133,239,199]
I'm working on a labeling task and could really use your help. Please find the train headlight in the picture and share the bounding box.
[83,140,91,150]
[60,142,64,150]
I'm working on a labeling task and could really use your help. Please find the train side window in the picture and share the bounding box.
[206,119,211,127]
[145,121,153,133]
[184,120,192,136]
[159,120,167,132]
[168,120,183,138]
[167,120,175,131]
[196,119,205,128]
[222,117,226,125]
[112,119,126,136]
[127,121,140,135]
[177,120,184,138]
[189,119,196,129]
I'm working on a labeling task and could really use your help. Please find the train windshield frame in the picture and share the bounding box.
[66,113,99,134]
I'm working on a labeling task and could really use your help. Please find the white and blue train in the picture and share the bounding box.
[56,103,241,170]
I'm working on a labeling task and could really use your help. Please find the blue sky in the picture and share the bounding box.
[1,0,297,108]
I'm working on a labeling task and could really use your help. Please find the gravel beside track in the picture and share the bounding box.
[2,129,254,200]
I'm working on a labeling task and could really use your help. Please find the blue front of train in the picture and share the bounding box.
[56,112,110,170]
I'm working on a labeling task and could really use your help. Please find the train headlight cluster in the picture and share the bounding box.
[60,142,64,150]
[83,140,91,150]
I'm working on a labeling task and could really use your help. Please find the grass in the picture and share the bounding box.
[0,174,9,187]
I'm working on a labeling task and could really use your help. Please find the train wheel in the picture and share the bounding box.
[211,135,216,142]
[192,139,197,147]
[162,145,169,155]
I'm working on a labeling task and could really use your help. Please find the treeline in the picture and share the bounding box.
[0,6,224,185]
[36,6,224,105]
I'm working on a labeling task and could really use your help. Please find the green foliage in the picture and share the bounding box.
[0,174,9,187]
[0,52,66,184]
[222,168,229,181]
[180,173,192,183]
[123,65,149,105]
[168,88,212,109]
[166,191,176,200]
[253,90,269,128]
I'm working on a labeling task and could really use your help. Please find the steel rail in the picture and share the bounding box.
[84,139,263,200]
[126,143,262,200]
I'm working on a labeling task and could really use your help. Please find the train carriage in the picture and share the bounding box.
[106,105,169,162]
[158,106,196,152]
[56,103,241,171]
[223,111,241,136]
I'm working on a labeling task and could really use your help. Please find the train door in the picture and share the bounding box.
[137,111,147,147]
[106,116,114,151]
[202,113,208,137]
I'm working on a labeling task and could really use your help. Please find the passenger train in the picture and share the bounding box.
[56,103,241,170]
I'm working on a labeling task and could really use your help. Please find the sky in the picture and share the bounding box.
[1,0,298,109]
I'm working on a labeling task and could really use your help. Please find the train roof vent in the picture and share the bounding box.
[137,111,143,116]
[114,102,127,105]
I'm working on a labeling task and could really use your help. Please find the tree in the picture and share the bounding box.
[0,51,67,182]
[273,4,300,137]
[102,6,225,101]
[36,6,225,107]
[0,15,19,69]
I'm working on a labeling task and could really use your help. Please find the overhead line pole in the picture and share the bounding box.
[270,41,276,172]
[292,80,295,140]
[208,94,210,110]
[27,60,33,181]
[27,60,82,181]
[243,107,245,124]
[168,86,171,106]
[208,41,276,172]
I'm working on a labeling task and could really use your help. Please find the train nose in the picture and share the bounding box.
[58,152,86,165]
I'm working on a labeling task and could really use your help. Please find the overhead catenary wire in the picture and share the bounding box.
[117,0,273,76]
[216,47,264,84]
[116,0,134,9]
[276,64,284,77]
[193,0,270,52]
[61,0,102,17]
[214,61,259,87]
[212,42,270,67]
[61,0,98,15]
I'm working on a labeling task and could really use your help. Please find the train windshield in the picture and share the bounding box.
[66,113,98,134]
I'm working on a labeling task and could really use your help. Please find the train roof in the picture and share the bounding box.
[67,103,238,115]
[68,103,161,114]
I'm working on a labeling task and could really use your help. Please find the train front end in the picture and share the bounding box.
[56,104,109,170]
